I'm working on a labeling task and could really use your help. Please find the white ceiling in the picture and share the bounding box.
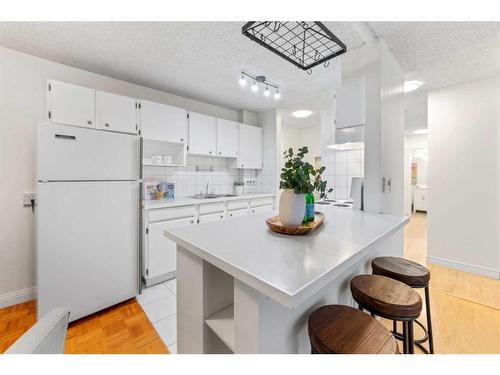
[0,22,362,113]
[368,22,500,92]
[0,22,498,128]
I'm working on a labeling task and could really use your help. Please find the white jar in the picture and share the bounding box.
[278,189,306,227]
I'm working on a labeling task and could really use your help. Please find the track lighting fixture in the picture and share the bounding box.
[239,70,281,100]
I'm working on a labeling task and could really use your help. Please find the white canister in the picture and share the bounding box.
[278,189,306,227]
[151,155,162,165]
[234,185,244,196]
[163,155,172,165]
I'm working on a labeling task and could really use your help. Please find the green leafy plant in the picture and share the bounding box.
[279,146,333,197]
[233,181,244,186]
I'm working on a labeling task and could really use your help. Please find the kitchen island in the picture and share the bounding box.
[164,205,409,354]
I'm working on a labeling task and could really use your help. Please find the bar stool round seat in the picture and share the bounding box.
[308,305,399,354]
[372,257,430,288]
[350,275,422,320]
[371,256,434,354]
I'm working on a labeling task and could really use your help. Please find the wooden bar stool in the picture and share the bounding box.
[308,305,399,354]
[372,256,434,354]
[350,275,422,354]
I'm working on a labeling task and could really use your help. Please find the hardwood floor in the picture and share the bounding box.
[381,212,500,354]
[0,298,168,354]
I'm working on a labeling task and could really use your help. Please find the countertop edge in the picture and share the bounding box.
[144,193,275,210]
[165,213,409,309]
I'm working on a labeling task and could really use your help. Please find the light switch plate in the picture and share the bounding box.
[23,192,36,206]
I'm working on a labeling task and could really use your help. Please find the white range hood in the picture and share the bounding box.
[327,125,365,151]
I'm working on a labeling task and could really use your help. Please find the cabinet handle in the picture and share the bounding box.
[180,138,184,142]
[218,152,221,155]
[209,151,212,154]
[190,220,194,224]
[87,120,92,125]
[105,123,110,127]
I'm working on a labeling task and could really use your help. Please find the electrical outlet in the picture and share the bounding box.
[23,192,36,206]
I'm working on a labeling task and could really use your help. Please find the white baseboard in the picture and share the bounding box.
[0,286,36,309]
[427,256,500,279]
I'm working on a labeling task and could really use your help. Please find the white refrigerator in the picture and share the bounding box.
[37,123,141,322]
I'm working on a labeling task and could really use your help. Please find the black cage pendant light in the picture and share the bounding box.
[242,22,347,73]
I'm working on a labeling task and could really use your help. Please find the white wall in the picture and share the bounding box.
[0,45,251,302]
[280,124,321,166]
[428,76,500,278]
[256,110,279,194]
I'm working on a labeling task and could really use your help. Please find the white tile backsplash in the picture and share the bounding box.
[322,149,365,200]
[144,155,241,198]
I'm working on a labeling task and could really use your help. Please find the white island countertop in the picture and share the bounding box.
[164,206,408,308]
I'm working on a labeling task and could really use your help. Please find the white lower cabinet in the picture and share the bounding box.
[143,195,275,287]
[227,209,248,218]
[145,217,195,285]
[198,212,225,224]
[250,205,274,214]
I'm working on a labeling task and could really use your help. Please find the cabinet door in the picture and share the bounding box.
[141,100,187,143]
[216,119,239,158]
[335,75,365,128]
[96,91,138,134]
[48,80,95,128]
[227,209,248,219]
[147,218,195,279]
[198,213,225,224]
[188,112,217,156]
[238,124,263,169]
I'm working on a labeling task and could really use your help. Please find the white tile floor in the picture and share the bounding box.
[136,278,177,354]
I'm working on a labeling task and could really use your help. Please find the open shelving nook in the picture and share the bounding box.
[142,138,186,167]
[205,304,235,352]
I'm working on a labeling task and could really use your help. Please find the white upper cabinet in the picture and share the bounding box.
[47,80,96,128]
[140,100,187,143]
[334,74,365,129]
[238,124,263,169]
[216,119,239,158]
[96,91,139,134]
[188,112,217,156]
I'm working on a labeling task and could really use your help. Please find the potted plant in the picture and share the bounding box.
[279,147,332,226]
[234,181,244,195]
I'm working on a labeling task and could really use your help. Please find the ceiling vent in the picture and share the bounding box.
[242,22,347,73]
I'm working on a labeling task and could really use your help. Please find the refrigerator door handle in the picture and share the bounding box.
[54,134,76,140]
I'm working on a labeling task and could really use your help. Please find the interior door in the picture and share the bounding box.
[48,80,96,128]
[188,112,217,155]
[147,218,195,279]
[216,119,239,157]
[97,91,138,134]
[140,100,187,143]
[37,181,139,322]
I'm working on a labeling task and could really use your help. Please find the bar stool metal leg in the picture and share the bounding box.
[402,321,409,354]
[408,321,415,354]
[425,286,435,354]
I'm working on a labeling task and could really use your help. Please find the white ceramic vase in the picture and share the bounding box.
[279,189,306,226]
[234,186,244,195]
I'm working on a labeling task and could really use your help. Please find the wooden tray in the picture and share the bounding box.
[266,212,325,235]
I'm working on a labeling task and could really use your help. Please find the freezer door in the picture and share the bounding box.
[37,181,139,322]
[38,123,140,181]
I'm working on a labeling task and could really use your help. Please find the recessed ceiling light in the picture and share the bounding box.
[413,129,428,135]
[291,110,313,118]
[404,80,423,93]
